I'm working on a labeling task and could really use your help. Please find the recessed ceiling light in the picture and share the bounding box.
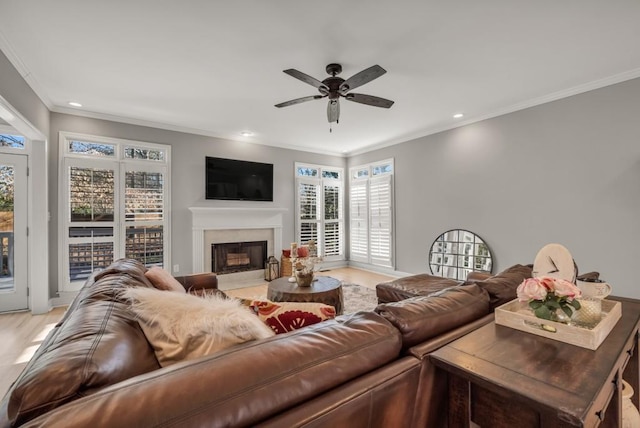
[68,101,82,107]
[240,131,254,137]
[453,113,464,119]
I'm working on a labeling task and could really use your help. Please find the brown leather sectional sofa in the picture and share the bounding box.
[0,259,516,428]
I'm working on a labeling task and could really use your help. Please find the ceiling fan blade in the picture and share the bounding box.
[283,69,329,91]
[339,65,386,93]
[327,100,340,123]
[345,93,394,108]
[275,95,324,108]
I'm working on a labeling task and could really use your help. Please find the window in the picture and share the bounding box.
[0,134,25,149]
[349,159,394,268]
[295,163,344,261]
[59,132,170,291]
[0,125,28,152]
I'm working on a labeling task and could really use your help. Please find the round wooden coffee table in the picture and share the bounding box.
[267,276,344,315]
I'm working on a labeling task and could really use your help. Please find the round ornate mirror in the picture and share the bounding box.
[429,229,493,280]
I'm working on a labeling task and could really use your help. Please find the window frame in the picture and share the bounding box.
[0,125,30,154]
[348,158,394,268]
[295,162,345,262]
[58,132,171,292]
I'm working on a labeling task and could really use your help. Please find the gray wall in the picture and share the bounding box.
[0,50,49,138]
[349,77,640,298]
[48,113,345,296]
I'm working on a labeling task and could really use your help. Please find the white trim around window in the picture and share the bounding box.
[58,132,171,292]
[349,158,394,268]
[295,163,345,262]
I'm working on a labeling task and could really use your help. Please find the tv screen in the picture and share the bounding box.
[205,157,274,201]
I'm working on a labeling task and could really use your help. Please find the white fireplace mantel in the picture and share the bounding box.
[189,207,288,273]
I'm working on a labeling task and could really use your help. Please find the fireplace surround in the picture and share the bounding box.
[189,207,287,288]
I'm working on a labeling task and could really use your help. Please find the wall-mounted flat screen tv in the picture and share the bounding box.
[205,156,274,201]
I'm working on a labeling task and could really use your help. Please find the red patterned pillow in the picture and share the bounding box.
[250,300,336,334]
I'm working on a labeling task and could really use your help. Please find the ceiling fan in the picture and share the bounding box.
[275,63,394,126]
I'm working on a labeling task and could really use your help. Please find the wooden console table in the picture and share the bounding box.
[430,296,640,427]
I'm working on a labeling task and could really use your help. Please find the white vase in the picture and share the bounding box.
[622,379,640,428]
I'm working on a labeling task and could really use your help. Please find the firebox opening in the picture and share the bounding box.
[211,241,267,275]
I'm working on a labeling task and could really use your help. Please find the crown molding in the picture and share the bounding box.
[349,67,640,157]
[0,30,54,110]
[0,94,46,141]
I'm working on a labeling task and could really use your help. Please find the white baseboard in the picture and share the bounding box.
[346,261,413,278]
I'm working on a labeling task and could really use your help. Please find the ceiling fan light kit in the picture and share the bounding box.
[275,63,394,130]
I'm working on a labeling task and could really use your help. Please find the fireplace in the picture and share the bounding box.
[211,241,267,275]
[189,206,287,290]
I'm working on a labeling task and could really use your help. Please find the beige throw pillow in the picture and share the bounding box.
[145,266,185,293]
[123,287,275,366]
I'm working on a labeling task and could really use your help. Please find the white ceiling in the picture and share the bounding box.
[1,1,640,156]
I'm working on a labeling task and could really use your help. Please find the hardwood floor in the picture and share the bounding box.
[0,267,393,398]
[0,306,67,397]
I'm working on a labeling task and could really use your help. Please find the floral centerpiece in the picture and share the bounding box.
[516,277,582,323]
[294,257,322,287]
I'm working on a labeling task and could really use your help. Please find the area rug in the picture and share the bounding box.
[342,283,379,315]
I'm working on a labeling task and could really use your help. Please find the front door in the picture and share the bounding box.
[0,153,28,312]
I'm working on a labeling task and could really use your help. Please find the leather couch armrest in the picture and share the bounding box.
[375,284,491,350]
[174,273,218,292]
[407,313,494,359]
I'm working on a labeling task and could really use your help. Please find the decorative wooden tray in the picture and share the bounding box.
[494,299,622,350]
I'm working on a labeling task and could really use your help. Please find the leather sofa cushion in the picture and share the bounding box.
[19,312,403,428]
[473,264,533,310]
[376,274,462,303]
[374,284,490,349]
[4,259,161,427]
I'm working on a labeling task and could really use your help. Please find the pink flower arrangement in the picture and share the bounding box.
[516,276,582,322]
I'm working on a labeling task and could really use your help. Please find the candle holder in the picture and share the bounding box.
[288,243,298,283]
[288,255,298,282]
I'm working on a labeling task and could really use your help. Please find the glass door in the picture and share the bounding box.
[0,153,28,312]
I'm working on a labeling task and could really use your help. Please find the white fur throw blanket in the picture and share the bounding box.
[122,287,275,367]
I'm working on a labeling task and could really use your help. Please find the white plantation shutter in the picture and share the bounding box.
[323,222,341,256]
[349,181,368,262]
[60,133,170,292]
[65,160,117,288]
[295,165,345,261]
[297,178,320,245]
[300,222,318,246]
[124,171,164,221]
[124,168,166,267]
[323,182,343,257]
[369,175,392,267]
